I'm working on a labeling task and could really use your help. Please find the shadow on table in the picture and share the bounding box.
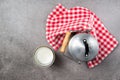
[52,52,63,68]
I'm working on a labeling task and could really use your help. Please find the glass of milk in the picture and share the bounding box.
[34,46,55,67]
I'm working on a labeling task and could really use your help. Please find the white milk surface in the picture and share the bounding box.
[35,47,54,66]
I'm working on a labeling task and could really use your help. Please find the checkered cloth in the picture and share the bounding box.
[46,4,118,68]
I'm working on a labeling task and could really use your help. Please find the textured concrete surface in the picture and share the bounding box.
[0,0,120,80]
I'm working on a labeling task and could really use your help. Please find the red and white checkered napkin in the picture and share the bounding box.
[46,4,118,68]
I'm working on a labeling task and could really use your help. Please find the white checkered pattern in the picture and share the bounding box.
[46,4,118,68]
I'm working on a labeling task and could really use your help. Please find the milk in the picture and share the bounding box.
[34,47,55,67]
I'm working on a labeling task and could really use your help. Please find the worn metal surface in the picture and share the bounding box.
[68,33,99,61]
[0,0,120,80]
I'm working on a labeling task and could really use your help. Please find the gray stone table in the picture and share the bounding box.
[0,0,120,80]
